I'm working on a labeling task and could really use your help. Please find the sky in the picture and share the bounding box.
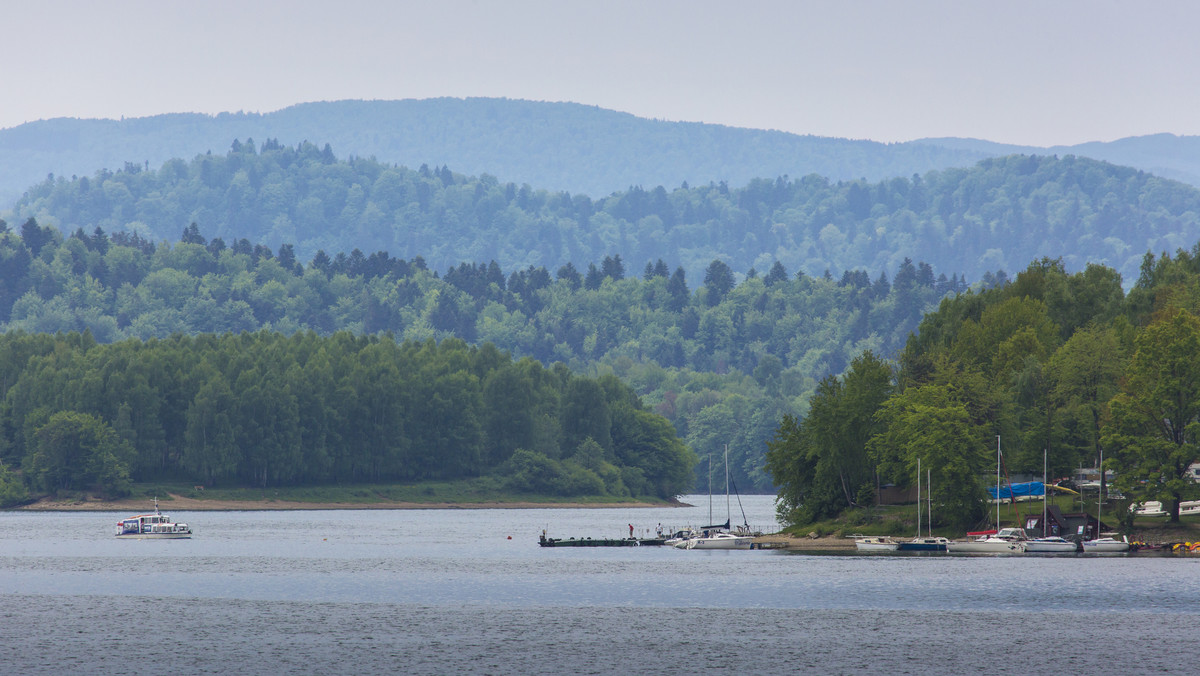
[4,1,1198,147]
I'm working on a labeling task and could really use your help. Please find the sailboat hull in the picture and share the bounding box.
[677,532,752,549]
[1024,537,1079,553]
[897,537,949,552]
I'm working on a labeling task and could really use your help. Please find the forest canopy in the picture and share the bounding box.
[768,247,1200,529]
[0,217,967,493]
[10,138,1200,286]
[0,330,696,504]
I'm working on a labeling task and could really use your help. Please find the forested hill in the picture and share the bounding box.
[0,98,989,206]
[10,142,1200,284]
[6,100,1200,211]
[0,331,696,502]
[766,251,1200,530]
[0,216,965,492]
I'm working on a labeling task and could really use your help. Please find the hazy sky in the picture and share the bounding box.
[5,1,1197,146]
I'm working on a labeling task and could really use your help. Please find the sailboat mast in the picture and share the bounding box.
[725,444,731,528]
[916,457,921,539]
[708,452,713,526]
[1097,447,1103,539]
[927,467,932,538]
[1043,447,1048,537]
[996,436,1001,529]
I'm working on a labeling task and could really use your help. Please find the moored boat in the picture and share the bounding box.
[897,536,950,552]
[1082,536,1130,553]
[675,446,752,551]
[676,530,753,550]
[853,535,900,552]
[115,499,191,539]
[947,528,1027,554]
[1024,536,1079,553]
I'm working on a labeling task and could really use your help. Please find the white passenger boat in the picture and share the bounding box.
[1024,536,1078,553]
[115,499,192,539]
[853,535,900,552]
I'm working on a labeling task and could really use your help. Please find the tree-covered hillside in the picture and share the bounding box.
[9,141,1199,285]
[0,330,696,504]
[0,218,967,491]
[767,247,1200,530]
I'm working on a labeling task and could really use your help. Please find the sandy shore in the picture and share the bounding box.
[14,494,677,512]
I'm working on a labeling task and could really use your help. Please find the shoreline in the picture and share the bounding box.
[12,493,686,512]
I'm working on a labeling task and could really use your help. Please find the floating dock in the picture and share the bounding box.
[538,535,666,547]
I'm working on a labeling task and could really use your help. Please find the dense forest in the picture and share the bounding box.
[767,248,1200,530]
[0,330,696,506]
[0,218,966,492]
[10,140,1200,285]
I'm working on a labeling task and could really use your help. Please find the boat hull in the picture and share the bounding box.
[677,535,753,550]
[947,541,1024,554]
[897,537,950,552]
[1024,538,1078,553]
[897,543,946,552]
[1082,539,1130,553]
[114,533,191,540]
[855,543,900,552]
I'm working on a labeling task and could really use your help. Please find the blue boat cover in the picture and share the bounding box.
[988,481,1044,500]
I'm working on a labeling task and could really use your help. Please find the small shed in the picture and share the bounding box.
[1024,505,1110,539]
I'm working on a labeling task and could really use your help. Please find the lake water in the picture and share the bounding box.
[2,494,1198,674]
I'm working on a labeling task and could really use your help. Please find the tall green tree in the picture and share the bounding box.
[26,411,134,496]
[869,384,988,530]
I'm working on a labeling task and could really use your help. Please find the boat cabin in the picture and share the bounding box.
[118,513,190,535]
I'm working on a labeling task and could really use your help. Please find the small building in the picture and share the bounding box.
[1024,504,1110,540]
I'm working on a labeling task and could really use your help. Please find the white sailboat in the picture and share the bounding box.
[948,437,1025,553]
[898,461,949,551]
[1081,447,1129,553]
[1027,447,1078,553]
[853,535,901,552]
[675,446,752,550]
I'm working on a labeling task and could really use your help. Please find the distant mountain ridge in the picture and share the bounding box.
[911,133,1200,187]
[4,98,1199,208]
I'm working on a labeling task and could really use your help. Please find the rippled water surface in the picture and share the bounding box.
[2,495,1197,674]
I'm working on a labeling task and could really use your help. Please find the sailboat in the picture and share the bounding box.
[1081,446,1129,553]
[897,459,949,551]
[1025,447,1078,553]
[948,437,1027,554]
[675,446,752,550]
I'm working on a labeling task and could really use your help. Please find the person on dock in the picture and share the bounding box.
[629,524,634,538]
